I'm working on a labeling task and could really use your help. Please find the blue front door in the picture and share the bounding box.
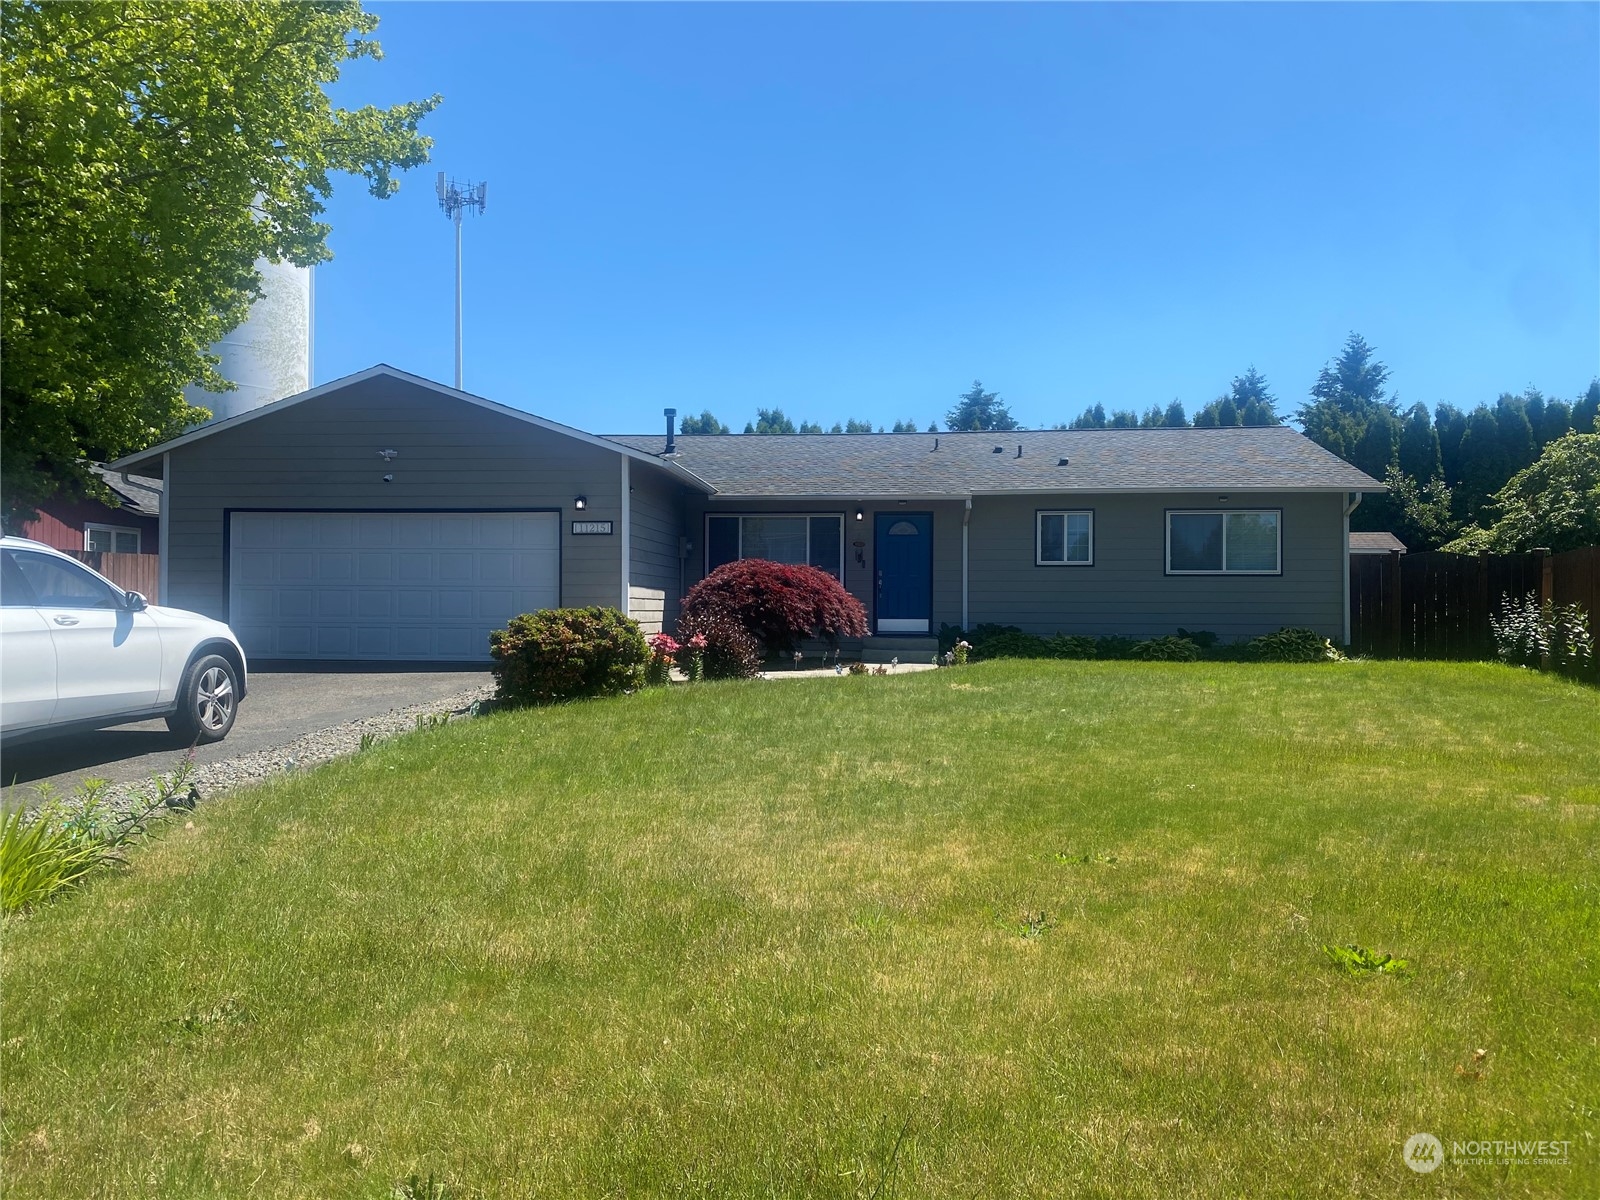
[874,512,932,633]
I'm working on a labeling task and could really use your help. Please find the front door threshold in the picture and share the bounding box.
[877,619,930,634]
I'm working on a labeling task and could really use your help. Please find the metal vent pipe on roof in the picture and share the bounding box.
[664,408,677,455]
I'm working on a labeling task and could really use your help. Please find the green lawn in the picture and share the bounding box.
[3,661,1597,1198]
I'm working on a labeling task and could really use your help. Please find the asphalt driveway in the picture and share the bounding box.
[1,669,490,806]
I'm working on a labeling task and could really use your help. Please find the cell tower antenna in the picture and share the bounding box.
[437,172,487,390]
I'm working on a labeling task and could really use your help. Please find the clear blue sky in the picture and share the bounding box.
[313,2,1599,433]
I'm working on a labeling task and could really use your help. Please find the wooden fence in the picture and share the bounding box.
[73,550,159,603]
[1349,546,1599,659]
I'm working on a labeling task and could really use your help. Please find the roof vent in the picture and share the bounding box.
[931,437,939,451]
[1015,445,1023,459]
[992,445,1003,454]
[664,407,677,456]
[1057,457,1070,466]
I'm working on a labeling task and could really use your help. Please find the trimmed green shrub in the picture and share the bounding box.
[975,631,1058,660]
[1132,635,1201,662]
[680,560,867,654]
[1248,627,1345,663]
[1047,635,1098,660]
[489,607,648,706]
[1092,636,1142,661]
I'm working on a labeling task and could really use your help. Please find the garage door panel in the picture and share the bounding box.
[397,591,433,618]
[229,511,562,662]
[279,590,314,620]
[357,592,393,619]
[317,552,354,582]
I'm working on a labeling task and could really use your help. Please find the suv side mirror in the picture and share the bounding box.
[124,590,147,613]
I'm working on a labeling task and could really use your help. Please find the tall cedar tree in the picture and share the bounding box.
[1,0,438,525]
[946,381,1019,431]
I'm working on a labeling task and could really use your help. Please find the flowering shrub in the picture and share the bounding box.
[678,632,708,682]
[645,632,680,686]
[679,559,868,654]
[489,607,648,706]
[1490,593,1594,676]
[678,612,762,680]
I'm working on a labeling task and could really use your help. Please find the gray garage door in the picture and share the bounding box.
[229,511,559,661]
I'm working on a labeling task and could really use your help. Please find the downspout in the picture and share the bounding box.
[159,452,170,605]
[1342,490,1362,647]
[962,496,972,631]
[620,455,632,614]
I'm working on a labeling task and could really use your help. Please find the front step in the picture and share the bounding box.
[860,635,940,665]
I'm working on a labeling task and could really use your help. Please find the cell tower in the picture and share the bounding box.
[436,172,487,390]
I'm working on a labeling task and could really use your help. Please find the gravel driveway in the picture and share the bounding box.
[1,670,493,810]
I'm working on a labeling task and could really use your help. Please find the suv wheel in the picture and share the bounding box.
[167,654,239,744]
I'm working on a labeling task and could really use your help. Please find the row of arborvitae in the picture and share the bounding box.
[488,560,870,705]
[939,623,1345,664]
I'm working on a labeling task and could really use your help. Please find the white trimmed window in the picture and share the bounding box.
[705,514,844,580]
[1166,510,1281,574]
[84,524,141,554]
[1036,510,1093,566]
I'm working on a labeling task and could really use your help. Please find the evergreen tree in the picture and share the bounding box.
[1457,405,1510,521]
[1573,379,1600,434]
[890,419,919,433]
[1435,403,1469,485]
[1191,402,1219,428]
[1297,333,1400,477]
[1227,366,1283,423]
[744,409,797,435]
[1109,409,1139,428]
[1494,392,1537,475]
[945,380,1019,431]
[1538,399,1572,448]
[1397,403,1441,481]
[1141,404,1168,427]
[927,422,939,433]
[843,418,874,433]
[797,420,824,434]
[678,410,730,436]
[1068,403,1108,430]
[1164,399,1188,427]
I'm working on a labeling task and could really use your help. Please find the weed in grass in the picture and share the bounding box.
[415,712,450,731]
[1017,909,1053,938]
[1322,943,1411,976]
[359,732,379,752]
[173,995,252,1037]
[0,804,108,914]
[392,1172,451,1200]
[1054,850,1118,866]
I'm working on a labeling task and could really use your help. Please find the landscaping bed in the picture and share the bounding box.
[2,661,1596,1197]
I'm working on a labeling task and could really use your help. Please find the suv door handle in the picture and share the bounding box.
[52,615,80,626]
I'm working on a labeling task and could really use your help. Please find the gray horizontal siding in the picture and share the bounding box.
[967,492,1345,639]
[628,465,688,634]
[166,376,625,626]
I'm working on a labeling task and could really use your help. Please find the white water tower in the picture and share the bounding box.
[184,257,312,423]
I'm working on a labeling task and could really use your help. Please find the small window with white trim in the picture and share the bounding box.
[1036,510,1093,566]
[1166,509,1281,574]
[85,524,142,554]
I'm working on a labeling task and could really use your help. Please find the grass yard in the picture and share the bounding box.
[2,661,1597,1198]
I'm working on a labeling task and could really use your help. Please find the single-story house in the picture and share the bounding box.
[109,365,1383,664]
[20,464,162,557]
[1348,532,1408,555]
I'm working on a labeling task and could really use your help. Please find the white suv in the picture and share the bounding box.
[0,536,247,745]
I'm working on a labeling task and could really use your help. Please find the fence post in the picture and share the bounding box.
[1387,548,1404,657]
[1478,552,1491,657]
[1533,547,1552,671]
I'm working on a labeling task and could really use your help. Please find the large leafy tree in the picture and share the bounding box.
[946,380,1018,431]
[1,0,439,524]
[1443,433,1600,554]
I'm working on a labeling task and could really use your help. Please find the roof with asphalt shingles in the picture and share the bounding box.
[603,426,1383,497]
